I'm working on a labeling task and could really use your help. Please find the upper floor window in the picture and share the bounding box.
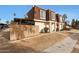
[40,10,46,19]
[51,12,55,20]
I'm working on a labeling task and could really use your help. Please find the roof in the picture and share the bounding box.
[46,9,55,13]
[14,18,34,22]
[33,5,46,11]
[0,23,7,25]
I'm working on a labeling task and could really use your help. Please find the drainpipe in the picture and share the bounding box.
[54,22,56,32]
[49,21,52,33]
[58,22,59,31]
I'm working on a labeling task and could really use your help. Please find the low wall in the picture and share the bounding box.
[10,24,39,40]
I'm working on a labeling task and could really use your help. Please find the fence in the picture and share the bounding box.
[10,24,39,40]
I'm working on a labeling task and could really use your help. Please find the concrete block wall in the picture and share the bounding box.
[10,24,39,40]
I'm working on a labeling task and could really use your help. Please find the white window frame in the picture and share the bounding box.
[40,10,46,19]
[51,12,55,20]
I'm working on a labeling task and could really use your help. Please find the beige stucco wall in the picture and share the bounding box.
[51,23,55,31]
[34,19,50,32]
[34,19,57,33]
[59,23,64,30]
[34,19,64,32]
[59,23,62,31]
[54,22,57,31]
[49,22,55,32]
[35,21,46,32]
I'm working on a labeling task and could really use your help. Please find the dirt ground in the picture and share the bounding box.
[72,38,79,53]
[0,28,76,53]
[9,32,72,52]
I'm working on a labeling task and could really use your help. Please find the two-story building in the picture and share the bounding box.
[14,6,64,33]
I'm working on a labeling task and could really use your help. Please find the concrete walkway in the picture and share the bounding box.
[42,35,77,53]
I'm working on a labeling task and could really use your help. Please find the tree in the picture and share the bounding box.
[71,19,75,28]
[75,19,78,26]
[6,21,9,24]
[62,14,68,29]
[10,20,14,24]
[62,14,67,22]
[78,20,79,24]
[0,18,1,23]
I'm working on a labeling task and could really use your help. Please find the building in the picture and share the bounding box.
[0,23,8,30]
[14,6,64,33]
[56,14,64,31]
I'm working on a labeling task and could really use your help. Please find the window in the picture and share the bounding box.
[51,12,55,20]
[40,10,46,19]
[18,20,35,25]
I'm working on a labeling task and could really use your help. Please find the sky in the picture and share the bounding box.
[0,5,79,24]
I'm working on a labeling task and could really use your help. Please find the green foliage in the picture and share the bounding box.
[71,19,79,28]
[6,20,9,25]
[63,14,67,22]
[72,19,75,26]
[10,20,14,24]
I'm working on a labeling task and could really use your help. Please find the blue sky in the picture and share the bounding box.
[0,5,79,23]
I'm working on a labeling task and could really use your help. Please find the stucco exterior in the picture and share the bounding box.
[14,6,65,33]
[35,21,45,32]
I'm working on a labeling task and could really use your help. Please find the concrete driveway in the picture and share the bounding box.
[42,33,79,53]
